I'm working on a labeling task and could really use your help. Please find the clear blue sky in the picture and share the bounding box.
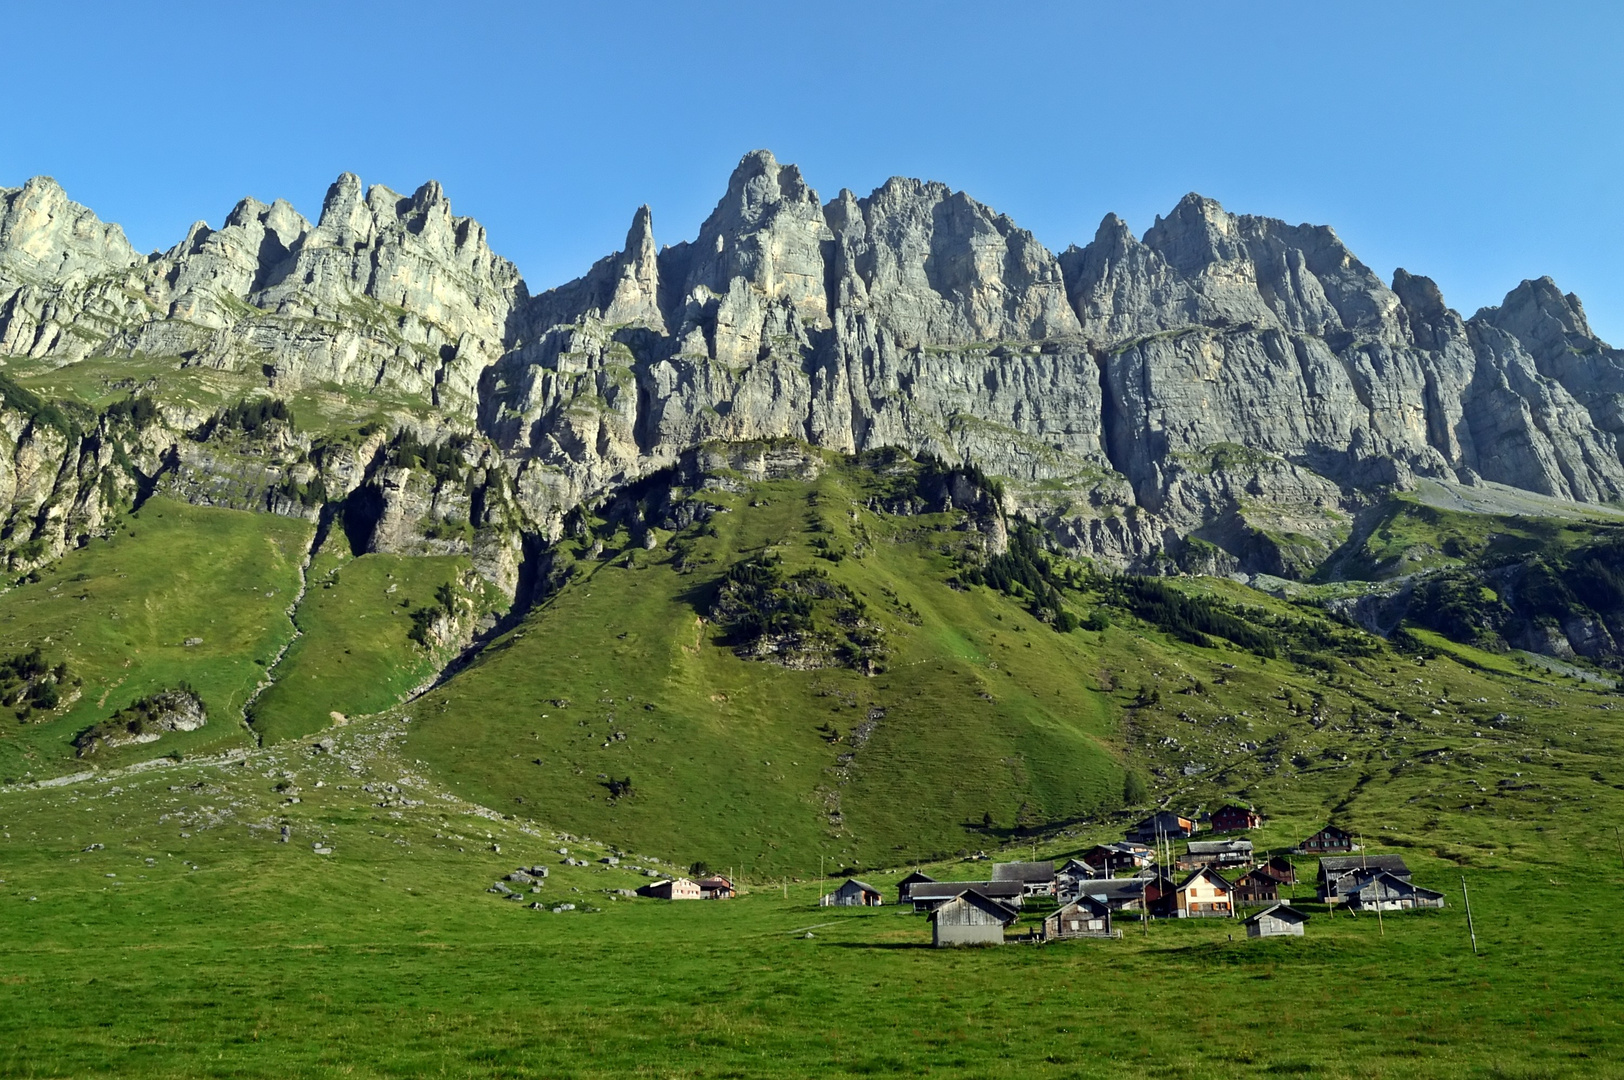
[5,1,1621,340]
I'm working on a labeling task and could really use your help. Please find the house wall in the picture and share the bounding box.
[934,919,1005,947]
[1248,915,1304,937]
[1179,878,1233,917]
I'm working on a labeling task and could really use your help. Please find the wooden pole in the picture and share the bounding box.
[1461,874,1479,956]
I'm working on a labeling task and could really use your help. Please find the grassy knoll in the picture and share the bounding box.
[0,712,1620,1079]
[248,551,478,744]
[0,498,311,780]
[405,465,1123,875]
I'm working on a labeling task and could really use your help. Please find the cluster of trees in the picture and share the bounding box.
[408,582,460,647]
[103,394,159,429]
[709,555,887,671]
[195,397,294,440]
[390,431,471,483]
[1107,576,1278,656]
[957,523,1081,631]
[1,647,74,721]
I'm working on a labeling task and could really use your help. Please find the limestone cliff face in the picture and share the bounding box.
[6,153,1624,581]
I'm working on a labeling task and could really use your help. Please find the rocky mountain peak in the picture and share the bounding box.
[0,176,139,283]
[1475,276,1597,360]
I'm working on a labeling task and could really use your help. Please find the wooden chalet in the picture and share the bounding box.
[1175,838,1254,870]
[1126,811,1197,843]
[1231,867,1280,906]
[1295,825,1358,855]
[1041,895,1113,941]
[1174,866,1236,918]
[1245,903,1309,938]
[1340,870,1445,912]
[820,878,882,907]
[1211,804,1263,832]
[907,880,1025,912]
[694,876,735,899]
[1317,855,1411,904]
[896,871,936,905]
[931,889,1017,947]
[636,877,703,900]
[1077,843,1155,876]
[991,860,1056,896]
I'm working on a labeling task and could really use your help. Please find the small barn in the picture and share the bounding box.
[1295,825,1358,855]
[1041,895,1112,941]
[636,877,703,900]
[1127,811,1197,844]
[1245,903,1309,938]
[991,861,1056,896]
[1068,874,1176,916]
[1175,867,1235,918]
[931,889,1017,947]
[820,878,882,907]
[897,871,936,905]
[1175,838,1254,870]
[907,880,1025,912]
[1211,804,1263,832]
[1341,870,1446,912]
[1318,855,1411,903]
[694,876,735,899]
[1231,868,1280,906]
[1256,855,1298,886]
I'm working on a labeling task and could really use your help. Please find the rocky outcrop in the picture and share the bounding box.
[6,152,1624,580]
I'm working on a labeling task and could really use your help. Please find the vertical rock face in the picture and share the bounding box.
[6,153,1624,577]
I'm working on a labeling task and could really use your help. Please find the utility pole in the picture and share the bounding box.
[1461,875,1478,956]
[1360,833,1383,937]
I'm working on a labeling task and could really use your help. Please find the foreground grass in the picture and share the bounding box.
[0,739,1618,1079]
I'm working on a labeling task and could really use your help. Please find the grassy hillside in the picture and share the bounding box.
[405,459,1124,874]
[0,498,311,780]
[247,550,484,744]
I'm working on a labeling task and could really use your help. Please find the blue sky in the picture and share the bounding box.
[5,1,1621,339]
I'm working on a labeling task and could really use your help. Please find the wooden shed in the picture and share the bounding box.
[1041,895,1113,941]
[1245,903,1309,938]
[1231,868,1280,906]
[636,877,703,900]
[931,889,1017,947]
[1341,870,1445,912]
[1126,811,1197,844]
[1067,874,1176,916]
[1295,825,1358,855]
[1211,804,1263,832]
[897,871,936,905]
[1318,855,1411,903]
[820,878,882,907]
[1076,843,1154,877]
[1256,855,1298,886]
[1175,838,1254,870]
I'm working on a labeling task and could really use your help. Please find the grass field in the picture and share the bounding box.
[1,710,1620,1079]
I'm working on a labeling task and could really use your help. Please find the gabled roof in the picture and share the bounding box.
[837,878,880,894]
[909,880,1025,901]
[1303,824,1353,840]
[991,861,1055,883]
[1177,865,1235,892]
[1344,870,1443,899]
[693,876,733,889]
[1319,854,1410,877]
[1074,877,1166,902]
[934,889,1019,925]
[1214,803,1258,815]
[1244,903,1309,926]
[1055,894,1111,918]
[1186,839,1254,855]
[899,871,936,886]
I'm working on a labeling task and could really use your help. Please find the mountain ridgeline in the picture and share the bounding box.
[5,151,1624,657]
